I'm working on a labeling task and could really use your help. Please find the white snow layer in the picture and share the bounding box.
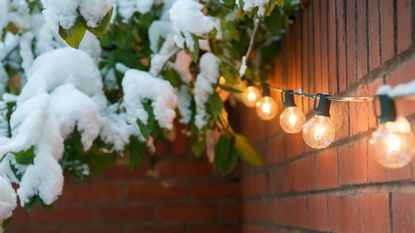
[116,0,154,22]
[238,0,271,16]
[40,0,113,30]
[377,81,415,98]
[0,175,16,221]
[122,69,178,130]
[170,0,216,51]
[194,53,220,129]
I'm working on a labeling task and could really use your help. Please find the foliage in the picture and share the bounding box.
[0,0,300,225]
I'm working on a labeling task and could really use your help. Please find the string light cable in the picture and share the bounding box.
[241,80,415,169]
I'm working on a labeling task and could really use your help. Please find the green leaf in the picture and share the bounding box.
[219,84,243,93]
[59,17,87,48]
[13,146,35,165]
[208,92,224,118]
[233,134,262,166]
[2,218,10,230]
[191,126,205,156]
[128,136,145,170]
[87,9,113,37]
[190,34,200,61]
[214,134,238,175]
[137,101,156,140]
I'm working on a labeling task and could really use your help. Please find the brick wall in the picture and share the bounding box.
[238,0,415,232]
[7,136,241,233]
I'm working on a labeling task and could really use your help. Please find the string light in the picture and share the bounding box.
[302,94,335,149]
[242,81,415,169]
[242,82,261,107]
[369,95,415,168]
[280,90,306,134]
[256,84,278,120]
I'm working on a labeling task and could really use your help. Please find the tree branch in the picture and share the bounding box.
[239,17,260,81]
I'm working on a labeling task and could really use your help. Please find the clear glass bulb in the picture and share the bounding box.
[280,106,306,134]
[369,116,415,168]
[302,115,335,149]
[255,96,277,120]
[242,86,261,107]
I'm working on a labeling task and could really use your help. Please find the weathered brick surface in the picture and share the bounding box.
[240,0,415,232]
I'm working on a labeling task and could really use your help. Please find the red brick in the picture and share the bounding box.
[243,200,270,223]
[286,157,314,192]
[315,148,338,190]
[338,139,368,185]
[265,135,286,165]
[157,161,213,178]
[62,184,122,202]
[367,141,411,183]
[331,101,350,141]
[307,195,329,231]
[301,8,310,113]
[361,194,390,233]
[127,226,185,233]
[397,0,412,53]
[192,183,240,200]
[313,0,322,93]
[349,87,369,136]
[33,207,94,224]
[268,167,287,195]
[393,193,415,233]
[356,0,367,80]
[328,0,338,94]
[97,205,155,223]
[368,0,381,70]
[62,226,123,233]
[270,197,307,228]
[320,0,329,93]
[128,183,187,200]
[158,204,216,221]
[380,0,395,63]
[242,174,266,197]
[189,224,241,233]
[6,226,60,233]
[9,207,31,225]
[328,195,348,232]
[346,0,357,86]
[220,204,241,220]
[285,133,305,158]
[386,59,415,117]
[101,162,149,180]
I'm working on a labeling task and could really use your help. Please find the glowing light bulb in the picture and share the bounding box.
[280,106,306,134]
[369,116,415,168]
[256,96,277,120]
[302,115,335,149]
[242,86,261,107]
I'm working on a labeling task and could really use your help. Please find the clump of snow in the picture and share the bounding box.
[376,85,392,95]
[0,0,9,38]
[239,56,247,78]
[116,0,155,22]
[194,53,220,129]
[178,85,192,124]
[386,81,415,98]
[0,175,16,222]
[238,0,271,16]
[79,31,102,64]
[40,0,113,30]
[122,69,178,130]
[170,0,216,51]
[79,0,113,28]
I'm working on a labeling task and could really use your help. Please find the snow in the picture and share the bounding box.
[178,85,192,123]
[194,53,220,129]
[0,175,16,222]
[79,0,113,28]
[376,81,415,98]
[116,0,155,22]
[79,32,102,64]
[0,0,8,38]
[41,0,113,30]
[239,56,247,78]
[170,0,216,51]
[238,0,271,16]
[122,69,178,130]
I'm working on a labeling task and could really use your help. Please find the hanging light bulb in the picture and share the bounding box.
[280,90,306,134]
[302,94,335,149]
[256,84,277,120]
[369,95,415,168]
[242,81,261,107]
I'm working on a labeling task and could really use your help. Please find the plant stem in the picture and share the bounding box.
[240,17,260,81]
[154,48,181,77]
